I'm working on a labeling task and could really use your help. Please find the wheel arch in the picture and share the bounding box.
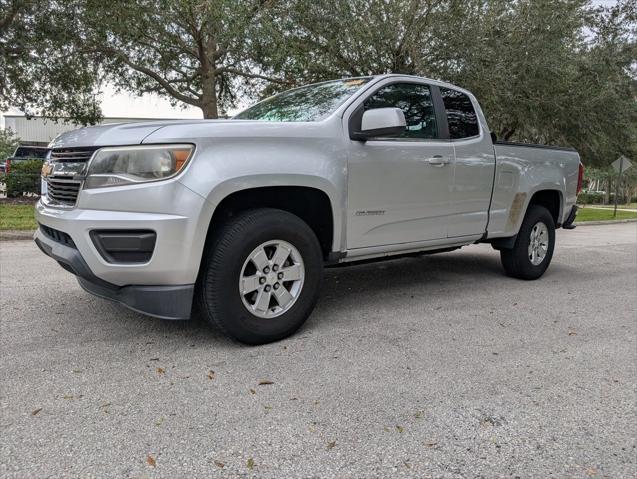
[204,181,338,261]
[527,189,563,227]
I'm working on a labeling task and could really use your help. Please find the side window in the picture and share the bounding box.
[363,83,438,139]
[440,88,479,139]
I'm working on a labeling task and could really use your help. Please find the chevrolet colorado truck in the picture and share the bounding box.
[35,75,582,344]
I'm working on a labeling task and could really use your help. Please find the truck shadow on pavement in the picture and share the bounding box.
[63,248,510,346]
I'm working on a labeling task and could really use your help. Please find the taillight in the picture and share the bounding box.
[577,162,584,194]
[5,159,10,174]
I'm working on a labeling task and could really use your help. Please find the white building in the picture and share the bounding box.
[0,114,178,146]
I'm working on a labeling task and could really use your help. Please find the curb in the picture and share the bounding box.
[0,230,35,241]
[574,219,637,226]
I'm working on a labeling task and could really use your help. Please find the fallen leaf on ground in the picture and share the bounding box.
[214,460,225,469]
[31,408,42,416]
[207,370,215,380]
[249,389,256,395]
[146,455,156,467]
[568,330,577,336]
[327,441,336,450]
[396,425,404,433]
[424,441,438,448]
[156,367,165,375]
[247,458,255,470]
[258,380,273,385]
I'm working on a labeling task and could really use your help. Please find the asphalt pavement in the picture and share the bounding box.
[1,223,636,478]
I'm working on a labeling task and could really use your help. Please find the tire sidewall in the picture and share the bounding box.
[203,210,323,344]
[514,206,556,278]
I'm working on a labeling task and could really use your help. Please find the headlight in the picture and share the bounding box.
[84,144,194,189]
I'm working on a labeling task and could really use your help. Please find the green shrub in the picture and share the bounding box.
[5,160,43,197]
[577,191,605,204]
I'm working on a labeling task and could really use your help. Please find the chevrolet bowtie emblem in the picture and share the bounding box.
[41,163,53,177]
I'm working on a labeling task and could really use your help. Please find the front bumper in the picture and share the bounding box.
[34,227,195,319]
[34,179,214,319]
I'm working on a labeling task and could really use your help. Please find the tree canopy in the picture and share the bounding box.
[0,0,101,124]
[0,0,634,166]
[79,0,290,119]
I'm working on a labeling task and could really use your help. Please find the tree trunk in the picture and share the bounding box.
[500,126,517,141]
[200,74,218,119]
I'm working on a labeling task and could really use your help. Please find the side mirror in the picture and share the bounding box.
[351,108,406,141]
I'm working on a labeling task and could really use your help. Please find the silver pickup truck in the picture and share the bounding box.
[35,74,583,344]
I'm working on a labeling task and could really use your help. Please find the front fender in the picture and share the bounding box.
[203,174,343,252]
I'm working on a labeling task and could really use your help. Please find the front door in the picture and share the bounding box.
[346,82,455,250]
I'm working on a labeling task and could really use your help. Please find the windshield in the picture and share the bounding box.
[234,78,372,122]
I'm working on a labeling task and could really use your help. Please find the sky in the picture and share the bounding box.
[99,84,203,119]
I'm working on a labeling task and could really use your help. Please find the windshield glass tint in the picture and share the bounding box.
[234,78,372,122]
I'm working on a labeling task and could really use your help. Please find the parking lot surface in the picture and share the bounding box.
[1,223,636,478]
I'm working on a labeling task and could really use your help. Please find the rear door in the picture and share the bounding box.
[439,87,496,237]
[345,81,455,249]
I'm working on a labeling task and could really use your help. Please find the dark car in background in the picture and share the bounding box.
[1,144,49,197]
[2,145,49,174]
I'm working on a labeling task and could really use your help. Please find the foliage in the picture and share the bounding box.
[78,0,288,118]
[582,164,637,204]
[0,0,635,164]
[264,0,636,167]
[577,191,607,204]
[0,0,102,124]
[5,159,42,197]
[0,127,18,160]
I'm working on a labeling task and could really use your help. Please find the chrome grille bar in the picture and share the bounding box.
[44,147,99,206]
[50,147,98,162]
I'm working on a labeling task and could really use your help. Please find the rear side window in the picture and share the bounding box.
[363,83,438,139]
[440,88,479,139]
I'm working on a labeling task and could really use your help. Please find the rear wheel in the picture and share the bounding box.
[199,208,323,344]
[500,205,556,280]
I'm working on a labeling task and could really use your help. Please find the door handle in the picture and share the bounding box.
[426,155,450,166]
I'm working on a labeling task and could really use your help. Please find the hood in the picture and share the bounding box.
[48,119,221,149]
[49,118,335,149]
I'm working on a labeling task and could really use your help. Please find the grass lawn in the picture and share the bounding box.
[0,203,37,230]
[0,202,635,231]
[576,207,637,222]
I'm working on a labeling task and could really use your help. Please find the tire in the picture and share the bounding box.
[500,205,556,280]
[198,208,323,345]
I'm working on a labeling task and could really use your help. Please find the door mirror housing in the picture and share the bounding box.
[351,108,406,141]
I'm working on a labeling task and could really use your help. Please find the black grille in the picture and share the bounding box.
[46,176,82,205]
[50,147,98,162]
[40,224,75,248]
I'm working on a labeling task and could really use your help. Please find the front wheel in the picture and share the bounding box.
[500,205,556,280]
[199,208,323,344]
